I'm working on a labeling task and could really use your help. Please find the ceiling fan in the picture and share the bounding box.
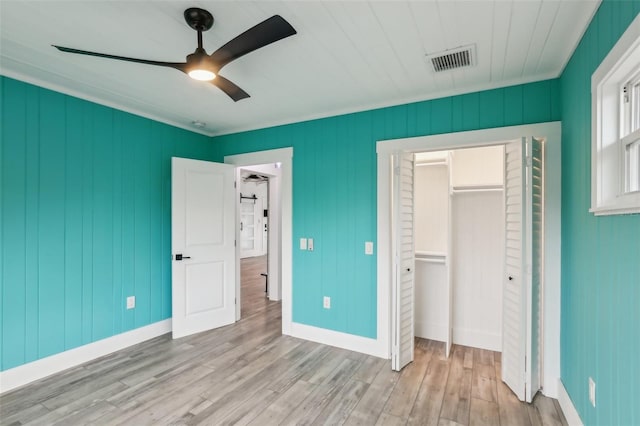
[53,8,297,101]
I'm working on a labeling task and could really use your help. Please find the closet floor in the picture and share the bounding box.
[408,338,567,426]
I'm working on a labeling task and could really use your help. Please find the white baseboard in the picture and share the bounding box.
[557,379,584,426]
[0,319,172,394]
[415,321,447,342]
[452,327,502,352]
[289,322,387,359]
[541,374,559,398]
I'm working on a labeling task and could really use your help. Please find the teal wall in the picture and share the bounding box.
[559,2,640,425]
[0,76,215,371]
[213,79,561,338]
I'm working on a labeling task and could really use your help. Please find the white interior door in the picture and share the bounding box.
[503,139,528,400]
[392,152,415,371]
[172,157,236,339]
[528,137,544,400]
[502,138,543,402]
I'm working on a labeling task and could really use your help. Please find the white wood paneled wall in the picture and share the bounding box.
[451,191,504,351]
[414,163,449,342]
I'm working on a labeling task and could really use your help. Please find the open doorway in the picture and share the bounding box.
[237,164,278,319]
[224,147,293,335]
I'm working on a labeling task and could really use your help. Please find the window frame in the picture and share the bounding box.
[591,14,640,216]
[621,71,640,194]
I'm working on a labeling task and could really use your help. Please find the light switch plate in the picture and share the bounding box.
[308,238,314,251]
[300,238,307,250]
[365,241,374,255]
[323,296,330,309]
[126,296,135,310]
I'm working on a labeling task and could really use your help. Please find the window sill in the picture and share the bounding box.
[590,200,640,216]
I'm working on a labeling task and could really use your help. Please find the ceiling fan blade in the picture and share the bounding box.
[53,45,187,72]
[210,75,250,102]
[210,15,296,69]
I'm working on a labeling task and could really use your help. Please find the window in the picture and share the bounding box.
[622,72,640,193]
[591,15,640,215]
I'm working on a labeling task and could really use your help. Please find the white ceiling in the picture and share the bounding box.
[0,1,599,137]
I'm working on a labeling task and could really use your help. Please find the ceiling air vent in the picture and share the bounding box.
[426,44,476,72]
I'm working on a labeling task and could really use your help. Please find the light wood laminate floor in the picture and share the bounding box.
[0,255,567,425]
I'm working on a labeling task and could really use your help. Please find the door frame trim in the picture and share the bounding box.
[225,148,293,335]
[376,122,561,398]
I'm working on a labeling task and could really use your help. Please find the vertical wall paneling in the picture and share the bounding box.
[413,162,448,342]
[0,76,215,371]
[92,105,114,341]
[64,97,85,350]
[560,2,640,425]
[121,114,136,333]
[451,191,504,351]
[111,112,123,335]
[2,80,27,368]
[149,125,163,324]
[24,85,40,362]
[81,103,95,344]
[504,85,524,126]
[214,78,561,340]
[38,90,66,358]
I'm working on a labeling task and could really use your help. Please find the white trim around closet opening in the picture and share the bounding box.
[376,122,561,398]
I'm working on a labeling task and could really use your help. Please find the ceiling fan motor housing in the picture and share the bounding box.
[184,8,214,32]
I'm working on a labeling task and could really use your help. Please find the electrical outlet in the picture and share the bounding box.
[589,377,596,407]
[365,241,374,255]
[308,238,314,251]
[323,296,330,309]
[300,238,307,250]
[126,296,135,310]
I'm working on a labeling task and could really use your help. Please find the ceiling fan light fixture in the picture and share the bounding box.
[188,69,216,81]
[52,9,296,101]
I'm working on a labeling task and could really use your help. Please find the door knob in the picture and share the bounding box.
[508,275,513,281]
[175,254,191,261]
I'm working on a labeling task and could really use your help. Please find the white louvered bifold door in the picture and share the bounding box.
[502,139,528,401]
[527,137,544,401]
[391,152,415,371]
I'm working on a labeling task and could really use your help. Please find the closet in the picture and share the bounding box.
[414,145,505,353]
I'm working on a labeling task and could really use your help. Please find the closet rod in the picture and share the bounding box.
[416,161,447,167]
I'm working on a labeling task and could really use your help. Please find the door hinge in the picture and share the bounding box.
[234,181,237,188]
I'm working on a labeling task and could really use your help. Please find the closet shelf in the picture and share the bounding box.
[451,184,503,194]
[415,251,446,257]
